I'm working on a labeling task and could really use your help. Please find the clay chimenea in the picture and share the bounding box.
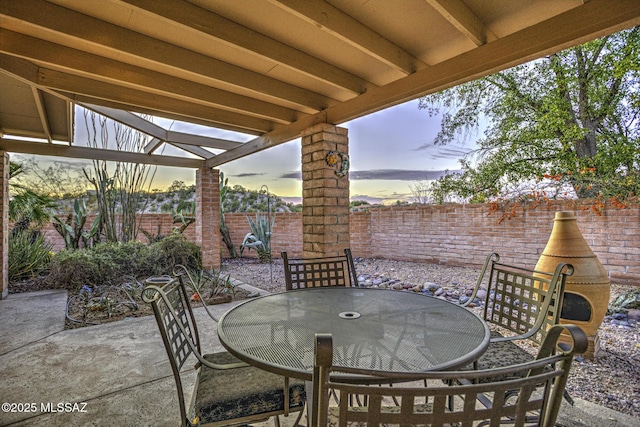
[535,211,610,359]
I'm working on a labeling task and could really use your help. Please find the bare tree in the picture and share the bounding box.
[83,109,157,242]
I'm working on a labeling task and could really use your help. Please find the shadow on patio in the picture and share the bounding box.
[1,286,637,427]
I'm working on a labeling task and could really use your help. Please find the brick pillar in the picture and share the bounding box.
[0,151,9,299]
[301,123,350,258]
[195,167,221,270]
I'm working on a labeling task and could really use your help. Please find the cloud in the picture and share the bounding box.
[349,169,458,181]
[430,147,472,159]
[232,172,266,178]
[413,137,474,157]
[279,171,302,179]
[278,169,460,181]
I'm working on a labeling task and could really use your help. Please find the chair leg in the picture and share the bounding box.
[273,415,281,427]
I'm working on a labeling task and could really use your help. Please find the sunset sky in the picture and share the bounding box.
[12,99,479,205]
[153,99,478,204]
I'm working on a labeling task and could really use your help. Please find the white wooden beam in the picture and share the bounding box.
[425,0,487,46]
[0,0,332,111]
[209,0,640,166]
[270,0,424,74]
[80,104,167,140]
[0,138,204,168]
[37,69,277,134]
[170,143,215,160]
[121,0,371,94]
[144,137,163,155]
[166,131,243,151]
[30,87,52,143]
[0,30,300,124]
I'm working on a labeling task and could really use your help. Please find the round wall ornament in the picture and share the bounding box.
[325,150,350,177]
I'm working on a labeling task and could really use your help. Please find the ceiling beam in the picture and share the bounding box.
[36,68,278,134]
[68,93,265,136]
[166,131,243,151]
[208,0,640,166]
[30,87,52,143]
[425,0,487,46]
[120,0,371,94]
[80,104,167,140]
[170,143,215,160]
[0,0,333,111]
[65,99,74,145]
[0,30,300,124]
[144,138,163,155]
[0,53,268,134]
[269,0,424,74]
[0,138,205,168]
[82,105,244,153]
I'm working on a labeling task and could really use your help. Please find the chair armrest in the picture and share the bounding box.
[461,252,499,308]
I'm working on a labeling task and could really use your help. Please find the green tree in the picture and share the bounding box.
[8,162,56,231]
[419,27,640,208]
[8,162,55,280]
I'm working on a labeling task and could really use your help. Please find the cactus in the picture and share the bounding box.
[52,199,101,249]
[240,212,275,262]
[219,172,238,257]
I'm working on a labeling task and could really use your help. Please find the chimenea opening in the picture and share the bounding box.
[561,292,592,322]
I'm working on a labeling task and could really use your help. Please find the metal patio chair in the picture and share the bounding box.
[312,324,587,427]
[462,253,574,376]
[143,278,305,427]
[281,248,358,290]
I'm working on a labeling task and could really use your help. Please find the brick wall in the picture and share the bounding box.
[39,214,196,252]
[223,212,303,258]
[26,200,640,286]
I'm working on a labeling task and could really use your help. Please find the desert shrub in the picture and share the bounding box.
[151,234,202,272]
[92,241,162,278]
[43,235,201,292]
[46,249,118,292]
[9,230,52,281]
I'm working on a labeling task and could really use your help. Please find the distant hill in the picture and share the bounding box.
[222,185,301,213]
[53,184,302,215]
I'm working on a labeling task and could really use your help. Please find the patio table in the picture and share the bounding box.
[217,287,490,382]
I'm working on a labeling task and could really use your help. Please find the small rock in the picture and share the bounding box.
[425,282,439,292]
[628,309,640,322]
[612,313,628,321]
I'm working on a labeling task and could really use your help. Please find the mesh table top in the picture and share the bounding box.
[218,288,490,381]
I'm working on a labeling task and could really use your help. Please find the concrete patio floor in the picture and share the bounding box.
[1,287,638,427]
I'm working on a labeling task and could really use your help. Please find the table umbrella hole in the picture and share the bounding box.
[338,311,361,319]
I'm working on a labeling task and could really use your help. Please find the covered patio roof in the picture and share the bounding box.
[1,0,639,167]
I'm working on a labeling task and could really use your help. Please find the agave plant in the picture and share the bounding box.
[52,198,101,249]
[240,212,276,262]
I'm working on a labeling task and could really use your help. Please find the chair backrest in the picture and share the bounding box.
[143,278,202,426]
[312,324,587,427]
[281,248,357,290]
[467,253,573,346]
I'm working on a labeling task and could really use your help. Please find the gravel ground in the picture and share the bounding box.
[221,256,640,419]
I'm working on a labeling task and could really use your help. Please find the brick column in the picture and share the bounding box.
[301,123,350,258]
[195,167,221,270]
[1,151,9,299]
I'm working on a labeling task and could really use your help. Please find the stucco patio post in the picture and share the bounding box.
[301,123,350,258]
[195,167,221,270]
[0,151,8,299]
